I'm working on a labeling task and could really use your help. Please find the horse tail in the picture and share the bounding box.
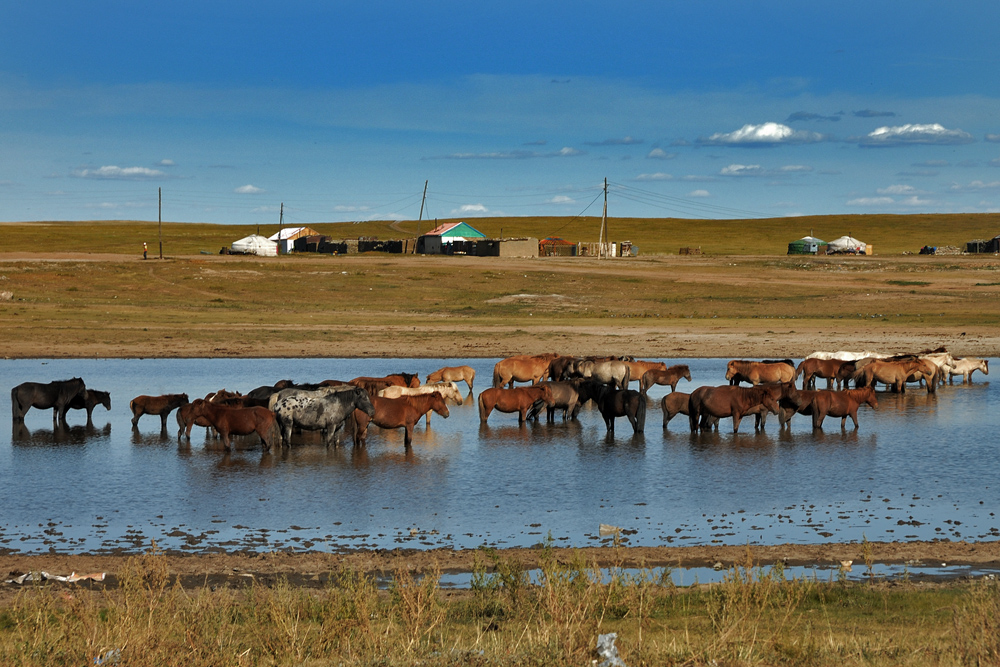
[129,398,137,416]
[478,391,489,422]
[793,361,804,382]
[687,393,700,432]
[635,396,646,433]
[621,365,631,390]
[492,363,503,388]
[11,386,23,420]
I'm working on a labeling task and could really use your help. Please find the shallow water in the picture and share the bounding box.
[1,357,997,555]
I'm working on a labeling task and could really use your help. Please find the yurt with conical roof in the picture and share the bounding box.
[787,235,827,255]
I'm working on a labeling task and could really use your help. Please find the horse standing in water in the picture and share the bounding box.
[946,357,989,384]
[595,385,646,434]
[426,365,476,391]
[640,365,692,395]
[688,385,779,433]
[809,386,878,429]
[492,353,559,388]
[354,392,451,448]
[479,385,554,423]
[68,389,111,423]
[795,358,855,390]
[11,378,87,423]
[726,360,795,386]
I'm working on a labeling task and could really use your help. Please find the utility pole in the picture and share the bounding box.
[415,180,428,253]
[158,187,163,259]
[597,177,608,258]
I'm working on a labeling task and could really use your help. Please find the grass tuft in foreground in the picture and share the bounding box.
[1,544,998,665]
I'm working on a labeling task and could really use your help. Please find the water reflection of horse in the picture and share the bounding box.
[12,421,110,445]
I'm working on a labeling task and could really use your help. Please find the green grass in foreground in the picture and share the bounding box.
[3,212,1000,256]
[2,546,999,666]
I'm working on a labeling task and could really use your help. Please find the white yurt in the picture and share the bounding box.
[230,234,278,257]
[827,235,867,254]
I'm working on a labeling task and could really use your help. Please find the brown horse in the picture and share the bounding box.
[726,360,796,386]
[349,373,420,396]
[426,365,476,391]
[795,358,855,390]
[354,392,450,448]
[688,385,779,433]
[595,385,646,433]
[774,382,820,427]
[492,353,559,388]
[905,358,940,393]
[661,391,690,428]
[130,393,190,429]
[855,359,923,393]
[809,386,878,429]
[479,385,555,423]
[640,365,692,395]
[623,360,667,385]
[188,400,281,451]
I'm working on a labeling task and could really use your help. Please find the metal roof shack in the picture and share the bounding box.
[417,221,486,254]
[268,226,321,254]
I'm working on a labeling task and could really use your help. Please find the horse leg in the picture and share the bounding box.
[812,410,824,430]
[220,428,232,451]
[404,424,413,449]
[131,409,141,428]
[160,413,169,432]
[732,412,743,433]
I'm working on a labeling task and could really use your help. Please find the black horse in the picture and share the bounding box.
[68,389,112,423]
[11,378,87,423]
[595,384,646,434]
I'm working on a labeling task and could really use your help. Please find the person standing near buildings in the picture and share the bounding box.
[143,242,148,260]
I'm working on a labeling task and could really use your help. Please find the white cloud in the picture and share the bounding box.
[433,146,584,159]
[634,172,672,181]
[950,180,1000,192]
[73,165,165,180]
[720,163,765,176]
[688,189,710,197]
[859,123,974,147]
[646,148,676,160]
[700,122,827,146]
[585,136,643,146]
[546,195,576,204]
[780,164,813,173]
[846,197,894,206]
[158,159,175,166]
[234,184,264,194]
[985,134,1000,143]
[899,195,932,206]
[451,204,490,215]
[877,184,925,195]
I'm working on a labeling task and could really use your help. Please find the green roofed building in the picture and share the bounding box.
[417,221,487,254]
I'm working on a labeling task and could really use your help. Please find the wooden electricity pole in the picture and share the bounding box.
[158,187,163,259]
[415,180,428,253]
[597,177,608,258]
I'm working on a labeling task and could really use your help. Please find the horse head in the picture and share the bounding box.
[354,388,376,417]
[725,361,738,381]
[429,392,450,417]
[681,366,692,381]
[863,386,879,409]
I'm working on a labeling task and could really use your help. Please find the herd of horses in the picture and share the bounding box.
[9,348,989,448]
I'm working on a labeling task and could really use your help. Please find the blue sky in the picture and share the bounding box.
[2,0,1000,224]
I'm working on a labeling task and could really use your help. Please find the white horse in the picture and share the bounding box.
[919,351,956,385]
[805,350,886,362]
[946,357,989,383]
[571,359,631,390]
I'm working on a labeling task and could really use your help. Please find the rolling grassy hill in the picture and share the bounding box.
[3,213,998,256]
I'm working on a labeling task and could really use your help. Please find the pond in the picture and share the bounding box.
[2,357,997,555]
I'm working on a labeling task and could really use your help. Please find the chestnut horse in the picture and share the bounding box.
[795,358,855,390]
[660,391,690,429]
[354,392,450,448]
[726,360,795,386]
[188,400,281,451]
[130,393,190,429]
[640,365,692,395]
[426,365,476,391]
[479,385,554,423]
[623,360,667,385]
[855,359,923,393]
[688,385,779,433]
[809,386,878,429]
[492,353,559,388]
[350,373,420,397]
[378,383,464,425]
